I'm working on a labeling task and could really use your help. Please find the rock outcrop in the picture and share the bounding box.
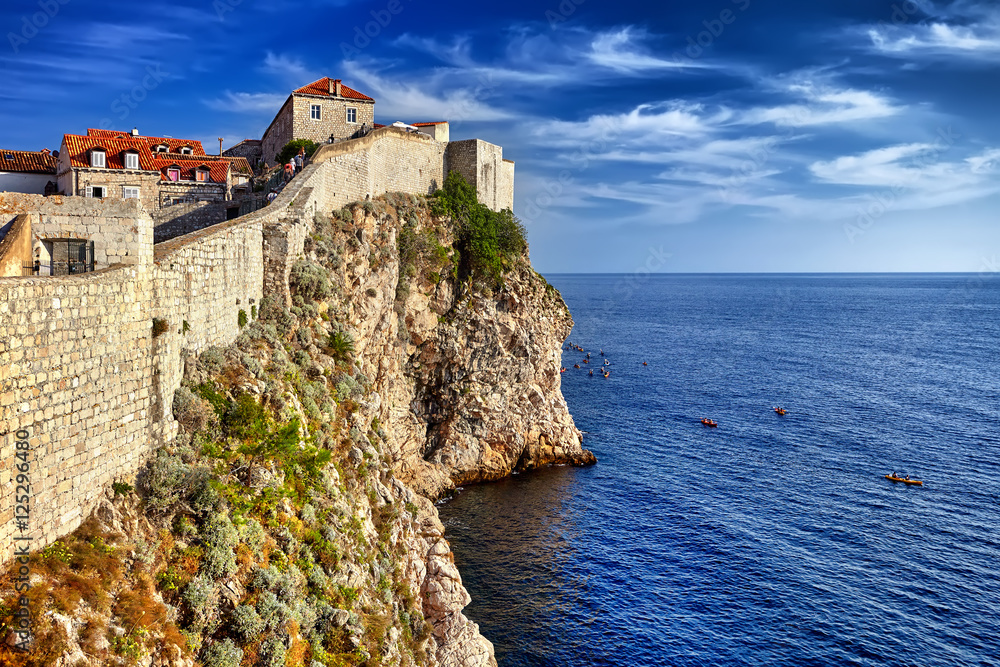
[0,194,593,667]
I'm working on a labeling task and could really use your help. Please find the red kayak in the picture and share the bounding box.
[701,419,718,428]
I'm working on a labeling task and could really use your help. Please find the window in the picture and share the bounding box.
[167,168,180,181]
[85,186,105,198]
[180,146,193,155]
[196,169,208,182]
[90,150,106,168]
[311,104,322,120]
[154,144,168,153]
[124,152,139,170]
[346,107,357,124]
[123,186,141,199]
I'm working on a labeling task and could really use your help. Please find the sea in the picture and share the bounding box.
[437,274,1000,667]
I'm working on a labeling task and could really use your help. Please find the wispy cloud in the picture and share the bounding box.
[586,27,706,72]
[204,91,287,113]
[862,1,1000,59]
[261,52,319,84]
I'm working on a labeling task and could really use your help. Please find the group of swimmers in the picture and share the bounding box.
[562,342,616,378]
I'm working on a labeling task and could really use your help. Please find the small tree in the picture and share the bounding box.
[275,139,320,166]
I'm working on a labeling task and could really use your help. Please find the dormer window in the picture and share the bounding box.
[167,167,180,181]
[179,146,193,155]
[195,168,209,182]
[90,149,106,168]
[154,144,168,153]
[124,152,139,170]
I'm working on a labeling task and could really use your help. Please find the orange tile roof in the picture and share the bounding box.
[86,129,207,155]
[0,149,57,174]
[294,77,374,102]
[62,134,158,171]
[156,158,230,184]
[155,152,252,175]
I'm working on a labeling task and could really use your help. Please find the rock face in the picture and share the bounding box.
[317,200,596,498]
[0,196,593,667]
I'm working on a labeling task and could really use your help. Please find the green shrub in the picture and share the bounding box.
[275,139,320,167]
[327,330,354,364]
[238,309,248,328]
[172,387,218,434]
[200,514,239,579]
[290,259,333,302]
[183,574,217,625]
[200,639,242,667]
[230,604,264,643]
[141,453,213,513]
[112,481,133,496]
[433,170,527,288]
[241,518,265,550]
[260,637,287,667]
[223,394,269,441]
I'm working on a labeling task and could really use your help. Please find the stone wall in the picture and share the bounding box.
[0,264,153,562]
[0,126,518,563]
[444,140,513,212]
[261,99,294,169]
[0,214,31,277]
[152,200,231,244]
[222,140,263,166]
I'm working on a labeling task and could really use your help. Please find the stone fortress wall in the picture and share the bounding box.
[0,126,515,562]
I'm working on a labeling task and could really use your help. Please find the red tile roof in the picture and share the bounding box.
[86,129,207,155]
[156,158,230,184]
[0,149,57,174]
[294,78,374,102]
[154,152,252,176]
[62,134,158,171]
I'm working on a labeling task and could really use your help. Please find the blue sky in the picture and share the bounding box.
[2,0,999,273]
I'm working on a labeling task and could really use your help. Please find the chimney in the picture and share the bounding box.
[41,148,51,155]
[131,127,139,137]
[334,79,342,97]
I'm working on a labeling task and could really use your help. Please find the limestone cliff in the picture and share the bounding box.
[0,192,593,667]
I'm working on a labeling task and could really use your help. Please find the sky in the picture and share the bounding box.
[1,0,999,273]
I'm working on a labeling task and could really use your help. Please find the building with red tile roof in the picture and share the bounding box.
[261,77,376,166]
[0,149,58,195]
[56,130,254,215]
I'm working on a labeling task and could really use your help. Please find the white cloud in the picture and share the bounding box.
[204,91,287,113]
[863,2,1000,58]
[261,52,318,84]
[741,80,903,127]
[586,27,704,72]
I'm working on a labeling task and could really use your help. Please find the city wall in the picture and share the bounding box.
[0,127,514,562]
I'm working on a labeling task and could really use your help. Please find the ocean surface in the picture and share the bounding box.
[437,274,1000,667]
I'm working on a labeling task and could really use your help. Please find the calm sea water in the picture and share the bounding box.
[438,274,1000,667]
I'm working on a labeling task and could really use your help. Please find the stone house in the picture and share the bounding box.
[222,138,263,169]
[0,149,57,194]
[57,129,251,209]
[260,77,375,166]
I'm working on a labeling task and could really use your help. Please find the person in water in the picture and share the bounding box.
[589,369,593,376]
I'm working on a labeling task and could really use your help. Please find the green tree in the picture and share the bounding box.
[275,139,320,166]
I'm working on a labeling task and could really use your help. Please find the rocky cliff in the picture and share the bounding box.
[0,191,593,667]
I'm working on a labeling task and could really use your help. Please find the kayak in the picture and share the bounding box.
[701,419,718,428]
[774,407,787,415]
[885,475,923,486]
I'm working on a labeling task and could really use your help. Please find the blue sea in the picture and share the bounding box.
[437,274,1000,667]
